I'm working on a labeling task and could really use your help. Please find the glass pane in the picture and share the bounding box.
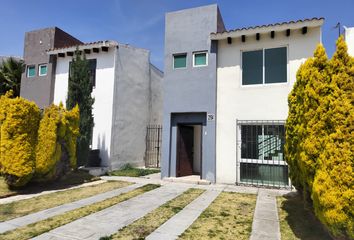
[263,125,285,161]
[265,47,287,83]
[194,53,206,66]
[242,50,263,85]
[240,163,289,186]
[28,66,35,77]
[40,65,47,75]
[88,59,97,87]
[241,125,263,159]
[174,54,186,68]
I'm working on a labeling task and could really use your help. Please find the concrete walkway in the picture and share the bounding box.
[0,183,143,234]
[250,189,281,240]
[146,189,221,240]
[0,180,106,204]
[33,184,190,240]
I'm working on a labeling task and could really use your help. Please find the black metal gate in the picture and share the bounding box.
[144,125,162,168]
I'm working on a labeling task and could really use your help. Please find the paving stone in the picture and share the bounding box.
[0,183,143,234]
[33,184,190,240]
[146,190,221,240]
[250,189,281,240]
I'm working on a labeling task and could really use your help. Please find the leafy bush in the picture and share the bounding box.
[0,92,40,187]
[286,37,354,239]
[35,104,79,181]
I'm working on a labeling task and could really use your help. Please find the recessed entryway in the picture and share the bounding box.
[176,124,202,178]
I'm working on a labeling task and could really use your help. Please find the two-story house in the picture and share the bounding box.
[161,4,323,187]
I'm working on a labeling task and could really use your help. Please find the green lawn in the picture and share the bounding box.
[0,170,99,199]
[108,164,160,177]
[179,192,257,240]
[277,194,332,240]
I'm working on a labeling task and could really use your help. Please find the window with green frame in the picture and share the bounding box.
[173,54,187,69]
[27,65,35,77]
[193,52,207,67]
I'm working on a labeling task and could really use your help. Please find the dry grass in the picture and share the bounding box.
[105,188,205,240]
[0,180,131,222]
[0,170,99,199]
[0,184,160,240]
[277,194,332,240]
[179,192,257,240]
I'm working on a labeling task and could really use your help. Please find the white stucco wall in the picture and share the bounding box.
[216,27,322,184]
[53,48,116,166]
[345,27,354,56]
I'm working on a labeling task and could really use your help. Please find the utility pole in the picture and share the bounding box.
[334,22,341,37]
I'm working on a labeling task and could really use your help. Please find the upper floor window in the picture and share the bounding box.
[69,59,97,88]
[242,47,287,85]
[193,51,208,67]
[27,65,35,78]
[39,64,48,76]
[173,54,187,69]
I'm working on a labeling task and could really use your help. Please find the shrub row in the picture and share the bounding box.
[285,36,353,239]
[0,92,79,187]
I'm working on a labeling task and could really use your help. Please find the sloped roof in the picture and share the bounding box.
[210,17,324,40]
[46,40,118,54]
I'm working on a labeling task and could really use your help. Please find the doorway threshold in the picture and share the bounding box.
[164,175,211,185]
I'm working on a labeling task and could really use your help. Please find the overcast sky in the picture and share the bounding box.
[0,0,353,70]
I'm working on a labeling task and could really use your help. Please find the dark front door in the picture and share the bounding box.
[177,125,194,177]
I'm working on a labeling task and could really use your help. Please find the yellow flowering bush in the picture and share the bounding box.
[0,92,40,187]
[286,36,354,239]
[35,103,79,181]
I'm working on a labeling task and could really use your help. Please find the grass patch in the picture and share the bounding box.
[0,180,131,222]
[0,170,99,199]
[0,184,160,240]
[108,164,160,177]
[179,192,257,240]
[277,194,332,240]
[105,188,205,240]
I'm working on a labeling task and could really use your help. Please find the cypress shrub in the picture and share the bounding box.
[0,92,40,187]
[35,104,79,181]
[286,36,354,239]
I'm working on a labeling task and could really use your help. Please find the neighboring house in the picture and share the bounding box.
[161,4,324,187]
[20,28,163,169]
[344,26,354,56]
[20,27,83,109]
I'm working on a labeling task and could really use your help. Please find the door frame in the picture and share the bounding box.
[176,123,203,179]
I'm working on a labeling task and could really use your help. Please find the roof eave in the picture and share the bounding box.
[210,19,324,40]
[46,40,118,55]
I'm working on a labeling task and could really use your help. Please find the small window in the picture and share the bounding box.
[39,64,48,76]
[173,54,187,69]
[193,52,207,67]
[265,47,287,84]
[27,65,35,78]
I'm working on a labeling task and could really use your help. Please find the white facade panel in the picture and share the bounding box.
[216,27,322,184]
[345,27,354,56]
[53,49,116,166]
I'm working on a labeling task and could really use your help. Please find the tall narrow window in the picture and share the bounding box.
[39,64,48,76]
[88,59,97,87]
[193,52,207,67]
[173,54,187,69]
[242,50,263,85]
[27,65,35,78]
[265,47,287,83]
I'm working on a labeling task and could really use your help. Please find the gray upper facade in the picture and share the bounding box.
[20,27,82,108]
[161,4,225,182]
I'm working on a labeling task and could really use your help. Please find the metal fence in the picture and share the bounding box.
[236,120,289,188]
[144,124,162,168]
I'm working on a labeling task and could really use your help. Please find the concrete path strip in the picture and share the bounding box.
[0,180,107,205]
[32,184,190,240]
[250,189,281,240]
[146,189,221,240]
[0,183,143,234]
